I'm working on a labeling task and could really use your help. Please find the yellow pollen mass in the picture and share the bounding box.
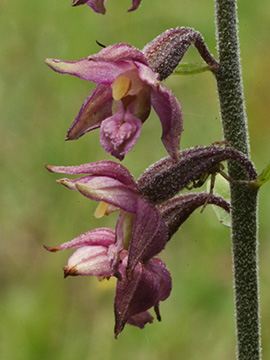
[112,76,131,100]
[94,201,109,219]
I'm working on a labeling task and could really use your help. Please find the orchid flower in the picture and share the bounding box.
[45,44,183,161]
[45,160,171,336]
[45,229,171,337]
[45,156,234,336]
[71,0,142,14]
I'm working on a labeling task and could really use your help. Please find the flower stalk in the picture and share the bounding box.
[214,1,261,358]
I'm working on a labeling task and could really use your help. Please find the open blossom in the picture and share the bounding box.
[44,157,234,336]
[45,160,171,336]
[45,229,171,337]
[71,0,142,14]
[45,44,183,161]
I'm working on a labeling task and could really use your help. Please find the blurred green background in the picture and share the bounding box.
[1,1,269,359]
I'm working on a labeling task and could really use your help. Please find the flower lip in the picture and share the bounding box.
[63,245,112,277]
[99,105,142,160]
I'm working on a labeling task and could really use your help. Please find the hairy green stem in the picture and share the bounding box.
[214,1,261,359]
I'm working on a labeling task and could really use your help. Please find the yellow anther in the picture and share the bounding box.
[112,76,131,100]
[94,201,109,219]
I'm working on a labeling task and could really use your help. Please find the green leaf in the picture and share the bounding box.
[173,62,214,75]
[207,174,231,228]
[252,164,270,187]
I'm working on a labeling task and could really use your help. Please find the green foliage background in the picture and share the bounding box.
[1,1,269,359]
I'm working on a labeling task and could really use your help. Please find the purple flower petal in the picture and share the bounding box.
[72,0,142,14]
[135,62,159,87]
[146,258,172,301]
[114,262,160,337]
[126,311,154,328]
[127,198,167,273]
[88,44,148,65]
[85,0,106,14]
[55,176,94,190]
[45,160,137,189]
[64,246,112,277]
[72,0,88,4]
[44,228,115,252]
[66,84,113,140]
[45,58,134,85]
[100,106,142,160]
[151,84,183,161]
[127,0,142,12]
[73,176,139,213]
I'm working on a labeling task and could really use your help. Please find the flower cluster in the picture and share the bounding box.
[45,161,170,337]
[45,26,257,337]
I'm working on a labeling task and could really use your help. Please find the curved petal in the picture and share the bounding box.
[127,0,142,12]
[146,258,172,301]
[135,62,159,87]
[100,106,142,160]
[114,262,160,338]
[72,0,88,5]
[126,311,154,328]
[86,0,106,14]
[66,84,113,140]
[44,228,115,252]
[74,176,139,213]
[127,198,167,273]
[72,0,87,3]
[151,84,183,160]
[89,44,148,65]
[55,176,93,190]
[45,58,134,85]
[64,246,112,277]
[45,160,137,189]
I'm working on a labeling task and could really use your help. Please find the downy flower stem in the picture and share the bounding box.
[214,1,261,359]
